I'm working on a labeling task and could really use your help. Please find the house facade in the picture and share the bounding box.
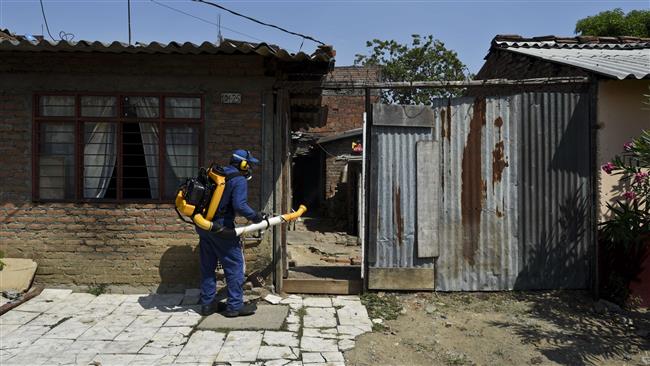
[0,30,333,291]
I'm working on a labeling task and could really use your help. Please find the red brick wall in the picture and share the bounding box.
[0,52,278,289]
[293,66,381,136]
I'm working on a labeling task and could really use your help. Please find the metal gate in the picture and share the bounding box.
[367,92,594,291]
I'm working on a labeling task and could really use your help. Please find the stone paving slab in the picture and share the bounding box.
[0,292,374,365]
[198,305,289,331]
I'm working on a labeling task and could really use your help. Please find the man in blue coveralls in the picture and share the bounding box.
[197,149,264,317]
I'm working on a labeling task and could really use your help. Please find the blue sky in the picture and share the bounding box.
[0,1,646,72]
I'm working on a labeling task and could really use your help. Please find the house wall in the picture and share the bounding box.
[0,52,279,291]
[597,79,650,218]
[321,136,361,230]
[292,66,380,136]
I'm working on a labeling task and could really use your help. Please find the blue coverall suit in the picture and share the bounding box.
[196,165,257,312]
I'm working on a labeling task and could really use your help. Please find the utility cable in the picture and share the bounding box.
[39,0,56,41]
[192,0,326,46]
[150,0,265,43]
[39,0,75,42]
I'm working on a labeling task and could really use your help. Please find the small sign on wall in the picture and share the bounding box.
[221,93,241,104]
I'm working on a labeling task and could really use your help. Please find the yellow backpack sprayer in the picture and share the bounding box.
[175,164,306,238]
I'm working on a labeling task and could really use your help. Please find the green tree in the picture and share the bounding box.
[575,8,650,37]
[354,34,469,104]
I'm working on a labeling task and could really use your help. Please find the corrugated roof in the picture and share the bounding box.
[318,128,362,144]
[0,30,334,63]
[491,34,650,79]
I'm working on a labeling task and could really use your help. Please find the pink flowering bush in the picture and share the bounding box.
[600,130,649,238]
[600,130,649,306]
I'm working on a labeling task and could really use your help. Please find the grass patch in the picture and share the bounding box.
[445,351,471,365]
[361,293,403,321]
[88,284,108,296]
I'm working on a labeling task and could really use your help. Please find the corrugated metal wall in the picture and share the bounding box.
[435,96,520,290]
[516,92,593,289]
[368,123,436,269]
[368,92,593,290]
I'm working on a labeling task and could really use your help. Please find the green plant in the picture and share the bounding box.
[599,129,650,305]
[361,293,403,321]
[88,283,108,296]
[575,8,650,37]
[600,130,650,246]
[354,34,470,104]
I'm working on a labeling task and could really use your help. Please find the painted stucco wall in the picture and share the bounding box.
[597,79,650,219]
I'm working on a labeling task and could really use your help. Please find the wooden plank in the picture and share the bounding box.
[368,268,435,290]
[416,140,439,258]
[282,279,362,295]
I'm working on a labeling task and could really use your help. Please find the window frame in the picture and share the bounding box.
[33,92,204,203]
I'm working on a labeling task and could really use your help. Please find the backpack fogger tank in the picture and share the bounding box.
[175,164,306,238]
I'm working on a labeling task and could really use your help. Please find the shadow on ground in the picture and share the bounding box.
[490,291,650,365]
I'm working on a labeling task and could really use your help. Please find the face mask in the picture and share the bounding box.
[242,168,252,180]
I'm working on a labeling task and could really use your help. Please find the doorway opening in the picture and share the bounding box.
[285,134,363,294]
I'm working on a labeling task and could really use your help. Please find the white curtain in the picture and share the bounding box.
[131,97,160,199]
[83,97,117,199]
[40,95,75,116]
[166,126,198,185]
[166,97,200,119]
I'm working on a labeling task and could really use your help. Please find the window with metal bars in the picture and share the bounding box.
[33,94,203,202]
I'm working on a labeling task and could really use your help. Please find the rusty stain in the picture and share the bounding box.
[496,207,504,218]
[441,108,447,139]
[494,116,503,128]
[461,97,485,266]
[492,141,509,186]
[482,179,487,202]
[393,184,403,246]
[445,101,452,141]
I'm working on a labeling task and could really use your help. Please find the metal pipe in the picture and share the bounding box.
[363,87,372,292]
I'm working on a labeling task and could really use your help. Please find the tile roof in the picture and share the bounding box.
[0,29,334,63]
[491,35,650,79]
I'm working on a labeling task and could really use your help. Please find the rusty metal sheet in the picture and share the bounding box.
[368,123,435,269]
[435,96,520,291]
[368,92,593,291]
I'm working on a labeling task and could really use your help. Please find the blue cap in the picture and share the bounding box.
[232,149,260,165]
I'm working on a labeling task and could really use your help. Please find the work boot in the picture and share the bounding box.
[200,301,227,316]
[222,302,257,318]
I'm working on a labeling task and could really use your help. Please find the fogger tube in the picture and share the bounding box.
[234,205,307,236]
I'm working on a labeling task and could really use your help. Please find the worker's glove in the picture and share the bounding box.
[251,212,268,224]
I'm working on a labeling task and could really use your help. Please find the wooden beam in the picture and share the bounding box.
[276,76,590,91]
[368,268,435,290]
[282,279,362,295]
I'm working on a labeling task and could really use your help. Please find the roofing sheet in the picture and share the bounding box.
[505,47,650,80]
[0,34,334,63]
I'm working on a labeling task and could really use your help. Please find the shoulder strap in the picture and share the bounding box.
[225,171,242,180]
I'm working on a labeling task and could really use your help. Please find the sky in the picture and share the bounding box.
[0,0,647,73]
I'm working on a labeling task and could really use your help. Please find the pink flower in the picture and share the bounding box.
[601,162,615,174]
[623,191,637,201]
[624,142,634,152]
[634,171,649,184]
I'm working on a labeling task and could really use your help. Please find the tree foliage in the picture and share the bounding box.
[354,34,469,104]
[575,8,650,37]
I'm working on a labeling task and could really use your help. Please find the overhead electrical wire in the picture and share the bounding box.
[39,0,75,42]
[38,0,56,41]
[150,0,265,43]
[192,0,326,46]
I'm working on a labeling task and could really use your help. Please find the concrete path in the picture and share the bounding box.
[0,289,372,366]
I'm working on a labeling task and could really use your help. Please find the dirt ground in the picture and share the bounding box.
[287,218,360,267]
[345,291,650,366]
